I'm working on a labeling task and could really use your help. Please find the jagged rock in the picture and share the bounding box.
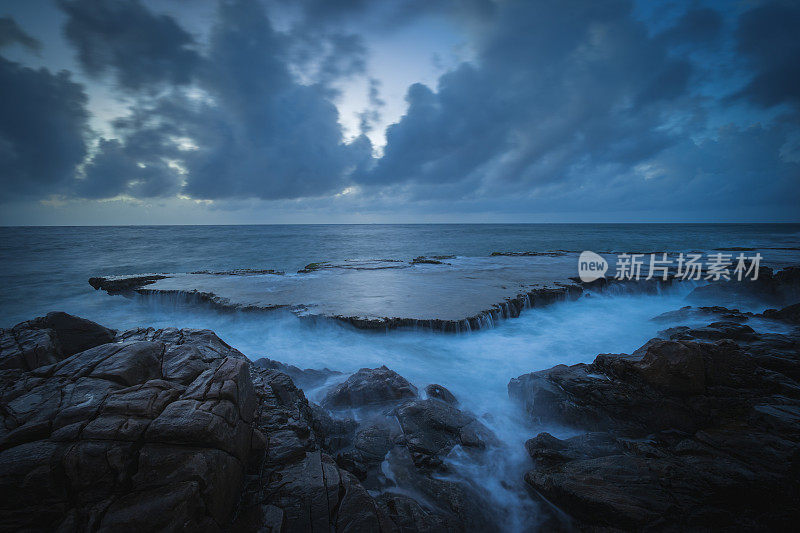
[0,315,407,532]
[425,383,458,404]
[253,356,341,390]
[0,323,254,531]
[513,314,800,530]
[651,305,751,323]
[0,311,114,370]
[763,302,800,324]
[376,492,460,532]
[395,399,493,469]
[322,365,418,408]
[688,265,800,307]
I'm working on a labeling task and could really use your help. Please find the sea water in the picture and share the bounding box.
[1,223,799,530]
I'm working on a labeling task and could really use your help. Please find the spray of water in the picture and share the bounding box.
[68,282,762,529]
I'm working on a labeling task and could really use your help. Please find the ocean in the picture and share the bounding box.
[2,223,799,529]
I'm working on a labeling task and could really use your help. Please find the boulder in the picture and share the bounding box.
[425,383,458,404]
[0,315,404,532]
[0,323,254,531]
[0,311,114,370]
[252,356,341,389]
[322,365,418,408]
[513,312,800,529]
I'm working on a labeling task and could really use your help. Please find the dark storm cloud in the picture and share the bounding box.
[0,53,89,201]
[76,138,179,199]
[732,0,800,108]
[356,0,693,191]
[74,0,371,201]
[657,7,723,45]
[0,16,42,52]
[2,0,797,219]
[59,0,202,91]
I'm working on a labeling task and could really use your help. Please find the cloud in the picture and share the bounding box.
[0,54,89,201]
[732,0,800,108]
[2,0,797,221]
[59,0,202,91]
[656,7,723,46]
[74,0,371,201]
[356,0,692,194]
[0,16,42,52]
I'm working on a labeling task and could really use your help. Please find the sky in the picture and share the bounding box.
[0,0,798,225]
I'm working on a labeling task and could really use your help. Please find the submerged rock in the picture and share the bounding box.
[511,304,800,529]
[322,365,419,408]
[252,356,341,389]
[319,365,503,531]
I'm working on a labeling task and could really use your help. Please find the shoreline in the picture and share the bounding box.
[1,265,799,530]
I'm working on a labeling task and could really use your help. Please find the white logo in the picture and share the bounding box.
[578,251,608,282]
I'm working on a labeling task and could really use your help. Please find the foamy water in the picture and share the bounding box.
[67,282,772,530]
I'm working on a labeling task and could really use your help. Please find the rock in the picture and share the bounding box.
[634,338,707,395]
[411,256,445,265]
[39,312,116,357]
[376,492,459,532]
[237,366,398,532]
[0,315,406,532]
[425,383,458,404]
[651,305,751,323]
[688,266,800,307]
[667,321,758,342]
[0,323,255,531]
[395,399,492,469]
[762,302,800,324]
[513,312,800,530]
[322,366,418,408]
[0,312,114,370]
[252,357,341,390]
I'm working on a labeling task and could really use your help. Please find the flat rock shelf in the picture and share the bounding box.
[88,254,664,332]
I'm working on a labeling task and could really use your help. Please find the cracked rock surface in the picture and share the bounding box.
[0,314,406,532]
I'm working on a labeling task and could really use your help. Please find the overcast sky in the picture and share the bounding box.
[0,0,798,225]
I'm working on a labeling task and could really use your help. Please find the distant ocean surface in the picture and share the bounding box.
[2,223,799,328]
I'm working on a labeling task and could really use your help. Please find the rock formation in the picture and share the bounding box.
[509,304,800,529]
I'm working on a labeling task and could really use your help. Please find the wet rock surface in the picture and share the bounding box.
[315,365,501,531]
[0,313,503,531]
[425,383,458,405]
[322,365,419,408]
[688,265,800,307]
[510,302,800,530]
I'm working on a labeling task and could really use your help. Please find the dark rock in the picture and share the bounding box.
[0,312,114,370]
[425,383,458,404]
[88,274,167,293]
[0,325,255,531]
[39,312,116,357]
[253,356,341,390]
[762,302,800,324]
[0,315,407,532]
[322,365,418,408]
[411,256,445,265]
[376,492,459,532]
[395,399,493,470]
[688,265,800,307]
[512,314,800,530]
[651,305,751,323]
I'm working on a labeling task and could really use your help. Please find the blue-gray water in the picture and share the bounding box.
[2,223,799,326]
[2,223,799,530]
